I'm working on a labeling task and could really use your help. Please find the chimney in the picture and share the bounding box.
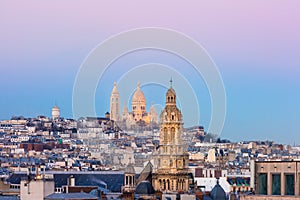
[27,167,30,176]
[68,175,75,186]
[36,166,39,176]
[71,176,75,186]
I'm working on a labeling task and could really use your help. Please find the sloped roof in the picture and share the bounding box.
[135,180,155,195]
[210,181,226,200]
[125,164,135,174]
[44,192,98,200]
[8,171,124,192]
[135,161,153,185]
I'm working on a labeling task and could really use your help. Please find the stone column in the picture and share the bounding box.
[132,175,134,186]
[153,179,157,191]
[281,172,285,195]
[185,178,189,191]
[267,172,272,195]
[295,173,299,196]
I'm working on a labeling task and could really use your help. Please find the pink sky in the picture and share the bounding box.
[1,1,300,73]
[1,1,300,143]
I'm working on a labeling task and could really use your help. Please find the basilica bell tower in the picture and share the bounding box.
[110,81,120,122]
[152,80,190,192]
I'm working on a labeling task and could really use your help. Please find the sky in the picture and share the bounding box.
[1,1,300,144]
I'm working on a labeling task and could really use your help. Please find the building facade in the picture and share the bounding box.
[255,160,300,196]
[152,83,190,192]
[20,174,55,200]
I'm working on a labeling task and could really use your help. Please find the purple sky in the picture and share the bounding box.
[1,1,300,144]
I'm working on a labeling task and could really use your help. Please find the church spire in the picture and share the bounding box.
[166,79,176,105]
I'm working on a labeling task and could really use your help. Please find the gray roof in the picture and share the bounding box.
[210,181,226,200]
[44,192,98,200]
[135,180,155,195]
[0,196,20,200]
[8,171,125,192]
[124,164,135,174]
[203,196,213,200]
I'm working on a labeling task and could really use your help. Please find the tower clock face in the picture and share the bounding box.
[163,159,167,167]
[177,160,182,167]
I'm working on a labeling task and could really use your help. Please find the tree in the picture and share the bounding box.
[204,133,218,143]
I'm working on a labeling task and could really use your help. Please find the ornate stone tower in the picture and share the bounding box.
[110,81,120,122]
[152,80,190,192]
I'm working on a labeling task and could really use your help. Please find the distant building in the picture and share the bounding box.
[194,168,230,193]
[51,105,60,119]
[110,82,158,130]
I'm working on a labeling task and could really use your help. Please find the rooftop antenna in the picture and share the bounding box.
[170,77,173,87]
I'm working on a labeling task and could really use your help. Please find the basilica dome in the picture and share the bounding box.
[132,82,146,105]
[131,82,146,122]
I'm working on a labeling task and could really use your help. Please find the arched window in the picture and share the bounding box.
[171,127,175,142]
[164,128,168,141]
